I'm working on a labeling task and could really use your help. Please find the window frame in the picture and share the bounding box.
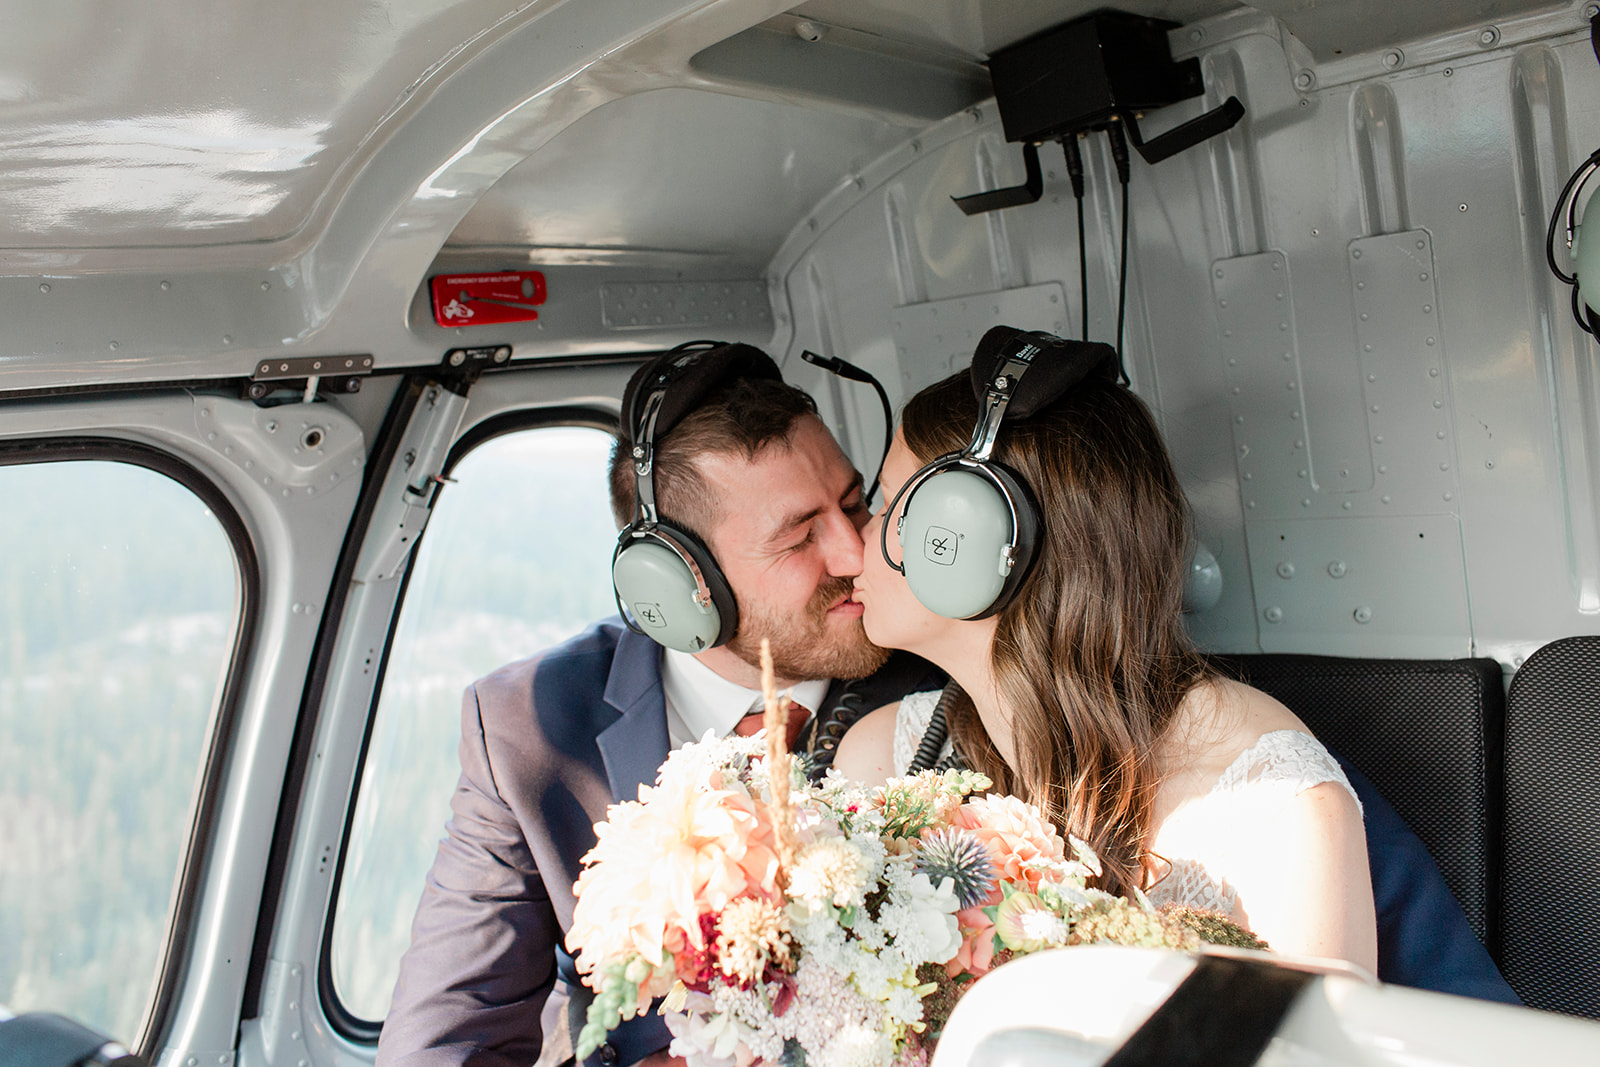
[317,403,619,1038]
[0,434,260,1059]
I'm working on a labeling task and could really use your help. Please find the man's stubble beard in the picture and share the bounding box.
[727,574,890,682]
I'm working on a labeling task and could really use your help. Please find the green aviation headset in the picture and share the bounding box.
[881,326,1118,620]
[611,340,783,653]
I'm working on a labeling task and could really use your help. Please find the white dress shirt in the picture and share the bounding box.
[660,648,829,750]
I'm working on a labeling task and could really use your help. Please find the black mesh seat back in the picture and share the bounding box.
[1213,654,1504,947]
[1503,636,1600,1015]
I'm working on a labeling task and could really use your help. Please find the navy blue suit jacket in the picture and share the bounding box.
[378,619,674,1067]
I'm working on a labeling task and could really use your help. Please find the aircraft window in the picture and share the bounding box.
[0,456,242,1043]
[331,423,619,1022]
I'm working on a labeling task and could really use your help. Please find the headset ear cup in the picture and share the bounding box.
[612,524,738,652]
[899,465,1018,620]
[981,462,1040,617]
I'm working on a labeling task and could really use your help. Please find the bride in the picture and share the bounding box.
[834,327,1378,970]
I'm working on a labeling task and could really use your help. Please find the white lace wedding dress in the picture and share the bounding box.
[891,689,1361,915]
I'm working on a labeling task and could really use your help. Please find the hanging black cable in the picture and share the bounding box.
[1107,123,1133,385]
[800,349,894,501]
[1063,136,1089,342]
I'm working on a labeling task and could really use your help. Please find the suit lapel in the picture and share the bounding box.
[595,626,671,804]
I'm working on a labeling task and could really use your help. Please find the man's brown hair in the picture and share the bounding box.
[608,375,819,541]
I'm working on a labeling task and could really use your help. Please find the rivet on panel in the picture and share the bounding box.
[1371,404,1380,413]
[1458,204,1468,212]
[1232,386,1241,395]
[1311,228,1320,237]
[1375,434,1385,443]
[1440,462,1450,471]
[1444,492,1455,501]
[1357,281,1366,290]
[1244,472,1253,481]
[1478,26,1500,47]
[1215,268,1225,278]
[1294,70,1315,90]
[160,280,171,291]
[1444,67,1453,77]
[1426,336,1436,345]
[1360,312,1369,320]
[1298,470,1307,479]
[1342,500,1353,510]
[1434,400,1442,409]
[1265,606,1284,623]
[1236,415,1245,424]
[1486,459,1495,469]
[1282,352,1292,361]
[1437,430,1446,439]
[1228,357,1238,366]
[1379,464,1388,474]
[108,341,118,350]
[1190,27,1205,42]
[1423,304,1433,314]
[1247,500,1256,508]
[1382,49,1404,69]
[1352,249,1362,260]
[1291,410,1301,420]
[1420,272,1429,281]
[1301,498,1311,507]
[1382,494,1392,503]
[1416,239,1426,249]
[1354,606,1374,623]
[1364,344,1373,351]
[1328,560,1347,578]
[1368,374,1377,382]
[1430,367,1440,377]
[1220,299,1228,307]
[1277,562,1296,579]
[223,335,233,344]
[261,281,271,291]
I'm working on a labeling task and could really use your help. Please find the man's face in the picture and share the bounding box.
[696,415,889,683]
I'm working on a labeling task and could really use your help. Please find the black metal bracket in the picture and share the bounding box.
[952,141,1044,216]
[244,353,373,402]
[436,344,512,396]
[1122,96,1245,165]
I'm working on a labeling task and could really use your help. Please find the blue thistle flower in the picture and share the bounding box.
[915,828,996,909]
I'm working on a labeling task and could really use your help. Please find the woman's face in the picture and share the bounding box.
[851,429,953,655]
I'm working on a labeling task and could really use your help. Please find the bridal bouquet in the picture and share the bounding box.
[567,645,1257,1067]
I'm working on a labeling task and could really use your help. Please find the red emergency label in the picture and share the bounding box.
[430,271,547,327]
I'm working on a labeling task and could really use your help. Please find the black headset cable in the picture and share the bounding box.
[1063,136,1089,342]
[1108,122,1133,385]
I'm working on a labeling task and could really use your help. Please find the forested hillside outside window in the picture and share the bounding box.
[0,457,241,1043]
[331,423,619,1021]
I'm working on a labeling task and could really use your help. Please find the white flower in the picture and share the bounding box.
[789,837,872,910]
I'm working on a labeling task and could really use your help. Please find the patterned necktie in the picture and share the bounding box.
[733,700,810,751]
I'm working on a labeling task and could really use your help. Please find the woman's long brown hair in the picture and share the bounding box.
[900,371,1214,897]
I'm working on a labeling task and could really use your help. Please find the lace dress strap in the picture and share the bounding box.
[1146,729,1361,916]
[892,690,947,777]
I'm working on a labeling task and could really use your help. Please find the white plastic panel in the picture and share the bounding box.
[1245,515,1471,656]
[889,283,1070,392]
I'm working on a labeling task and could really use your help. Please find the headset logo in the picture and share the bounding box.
[634,602,668,628]
[1013,342,1040,363]
[923,526,958,566]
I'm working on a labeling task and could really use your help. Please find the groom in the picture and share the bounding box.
[377,343,932,1067]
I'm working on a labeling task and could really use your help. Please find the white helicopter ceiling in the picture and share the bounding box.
[0,0,1563,388]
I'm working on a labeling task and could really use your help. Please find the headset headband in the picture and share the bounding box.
[622,340,784,528]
